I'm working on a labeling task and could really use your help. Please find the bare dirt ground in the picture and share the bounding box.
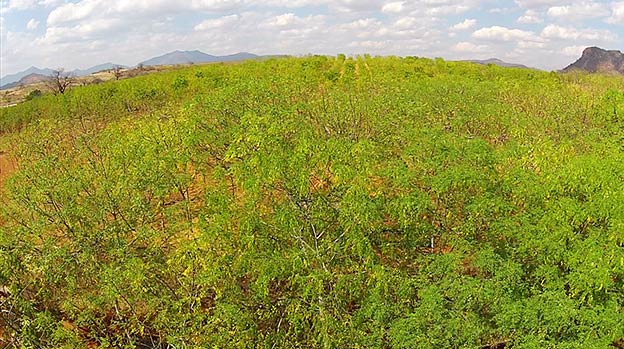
[0,150,16,188]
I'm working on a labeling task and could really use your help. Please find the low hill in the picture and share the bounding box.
[139,50,258,66]
[72,63,127,76]
[1,67,53,87]
[463,58,530,69]
[563,47,624,74]
[1,64,126,89]
[1,73,49,90]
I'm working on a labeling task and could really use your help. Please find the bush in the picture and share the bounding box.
[172,76,189,90]
[24,89,43,101]
[1,56,624,348]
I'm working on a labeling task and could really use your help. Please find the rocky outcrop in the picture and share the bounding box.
[563,47,624,74]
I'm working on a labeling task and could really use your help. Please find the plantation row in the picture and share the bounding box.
[1,56,624,348]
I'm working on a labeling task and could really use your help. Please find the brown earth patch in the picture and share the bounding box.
[0,150,17,187]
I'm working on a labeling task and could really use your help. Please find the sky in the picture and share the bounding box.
[0,0,623,76]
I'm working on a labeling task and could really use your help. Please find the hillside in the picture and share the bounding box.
[1,56,624,348]
[563,47,624,74]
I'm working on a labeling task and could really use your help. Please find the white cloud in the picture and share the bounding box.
[561,45,587,56]
[451,18,476,30]
[540,24,618,41]
[43,0,244,46]
[42,18,124,43]
[517,40,545,48]
[489,7,514,13]
[1,0,61,13]
[266,13,298,27]
[348,40,387,49]
[6,0,36,10]
[381,0,483,16]
[191,0,244,11]
[330,0,382,12]
[394,16,417,28]
[194,14,240,31]
[47,1,107,26]
[547,2,611,21]
[38,0,64,6]
[340,18,381,30]
[426,4,470,15]
[258,0,318,7]
[607,1,624,23]
[263,12,326,32]
[47,0,243,26]
[26,18,39,30]
[517,9,543,23]
[514,0,566,9]
[472,26,541,42]
[381,1,404,13]
[452,41,487,52]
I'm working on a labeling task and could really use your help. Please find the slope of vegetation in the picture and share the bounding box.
[1,56,624,348]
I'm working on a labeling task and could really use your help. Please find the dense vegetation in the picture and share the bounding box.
[1,56,624,348]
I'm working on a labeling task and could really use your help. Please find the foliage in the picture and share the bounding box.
[24,89,43,101]
[1,56,624,348]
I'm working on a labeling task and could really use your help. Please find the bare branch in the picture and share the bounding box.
[112,65,123,80]
[46,68,74,95]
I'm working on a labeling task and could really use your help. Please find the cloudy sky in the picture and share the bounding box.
[1,0,622,76]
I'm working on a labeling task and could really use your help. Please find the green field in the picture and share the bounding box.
[1,56,624,348]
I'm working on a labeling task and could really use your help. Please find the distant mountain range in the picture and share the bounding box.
[563,47,624,74]
[139,51,258,66]
[1,67,55,88]
[72,63,128,77]
[1,73,50,90]
[6,47,620,91]
[1,51,262,90]
[463,58,531,69]
[1,63,126,89]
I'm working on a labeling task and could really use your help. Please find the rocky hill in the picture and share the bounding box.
[563,47,624,74]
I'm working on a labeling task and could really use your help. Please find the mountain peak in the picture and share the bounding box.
[563,47,624,74]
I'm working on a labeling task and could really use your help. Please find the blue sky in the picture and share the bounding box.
[1,0,623,76]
